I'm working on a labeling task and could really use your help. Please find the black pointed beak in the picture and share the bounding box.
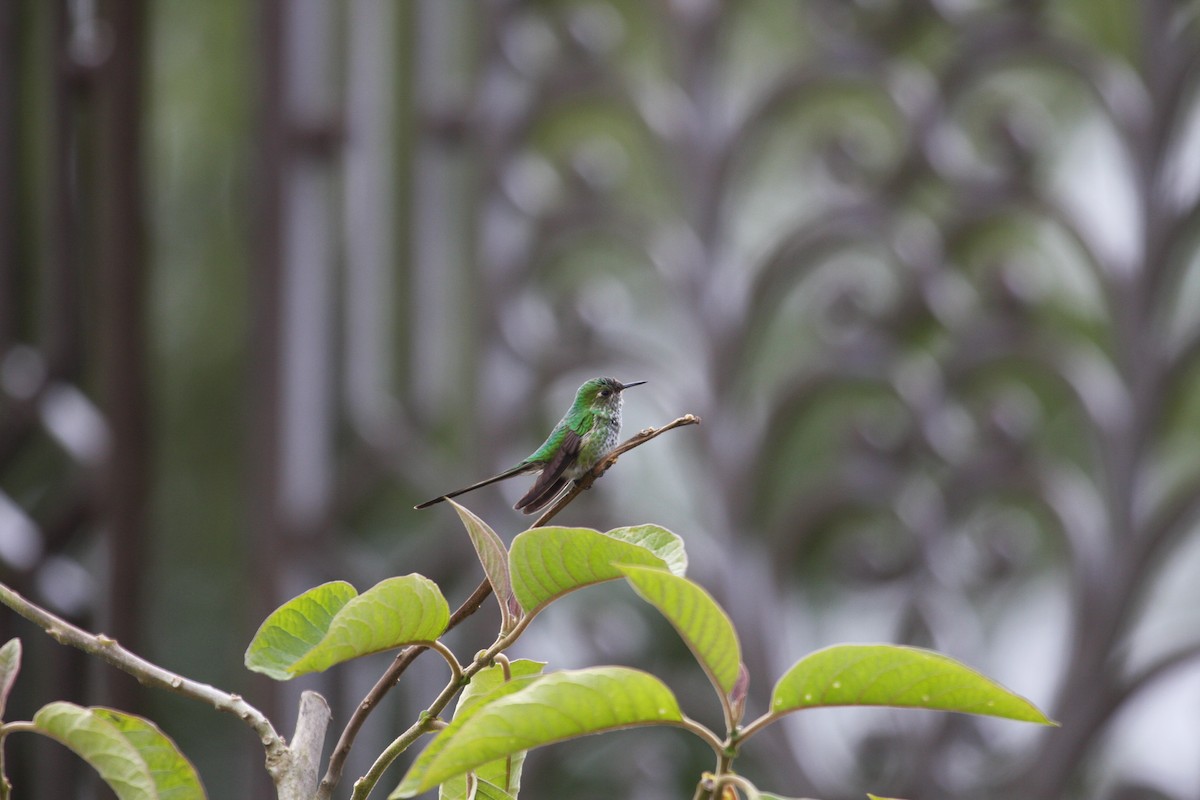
[618,380,646,391]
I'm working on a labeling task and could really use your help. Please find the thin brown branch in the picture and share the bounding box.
[533,413,703,526]
[0,580,287,766]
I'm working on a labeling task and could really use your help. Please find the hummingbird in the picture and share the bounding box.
[415,376,646,514]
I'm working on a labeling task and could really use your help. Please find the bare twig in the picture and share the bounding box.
[0,581,278,740]
[0,581,299,784]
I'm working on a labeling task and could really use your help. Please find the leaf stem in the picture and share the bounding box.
[425,640,463,683]
[0,723,36,800]
[733,710,775,744]
[676,715,726,758]
[715,772,760,798]
[717,679,736,743]
[493,653,512,681]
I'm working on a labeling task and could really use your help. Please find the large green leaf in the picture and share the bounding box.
[245,576,449,679]
[618,564,741,696]
[509,525,686,615]
[393,667,684,796]
[448,500,515,629]
[33,702,158,800]
[770,644,1055,724]
[438,660,545,800]
[0,638,20,720]
[93,709,207,800]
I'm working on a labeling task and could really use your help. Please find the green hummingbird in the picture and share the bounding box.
[415,376,646,514]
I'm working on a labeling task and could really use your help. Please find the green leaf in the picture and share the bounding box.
[33,702,157,800]
[439,660,545,800]
[770,644,1055,725]
[244,581,357,679]
[0,638,20,720]
[93,709,207,800]
[617,565,741,696]
[449,500,515,629]
[289,575,448,675]
[509,525,686,615]
[604,525,688,576]
[394,667,684,796]
[245,576,449,679]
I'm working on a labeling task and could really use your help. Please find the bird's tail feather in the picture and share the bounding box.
[414,463,533,509]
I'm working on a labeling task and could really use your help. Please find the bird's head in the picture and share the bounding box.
[576,376,646,415]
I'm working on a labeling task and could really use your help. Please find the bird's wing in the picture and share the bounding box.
[526,408,593,464]
[514,427,582,513]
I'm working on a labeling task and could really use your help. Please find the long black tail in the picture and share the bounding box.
[414,463,532,509]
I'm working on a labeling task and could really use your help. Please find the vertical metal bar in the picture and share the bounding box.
[43,0,82,379]
[95,0,149,713]
[246,1,287,792]
[22,5,88,793]
[248,0,285,720]
[0,0,18,349]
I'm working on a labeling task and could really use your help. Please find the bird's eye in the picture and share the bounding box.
[600,390,611,398]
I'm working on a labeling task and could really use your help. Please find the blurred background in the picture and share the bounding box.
[3,0,1200,798]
